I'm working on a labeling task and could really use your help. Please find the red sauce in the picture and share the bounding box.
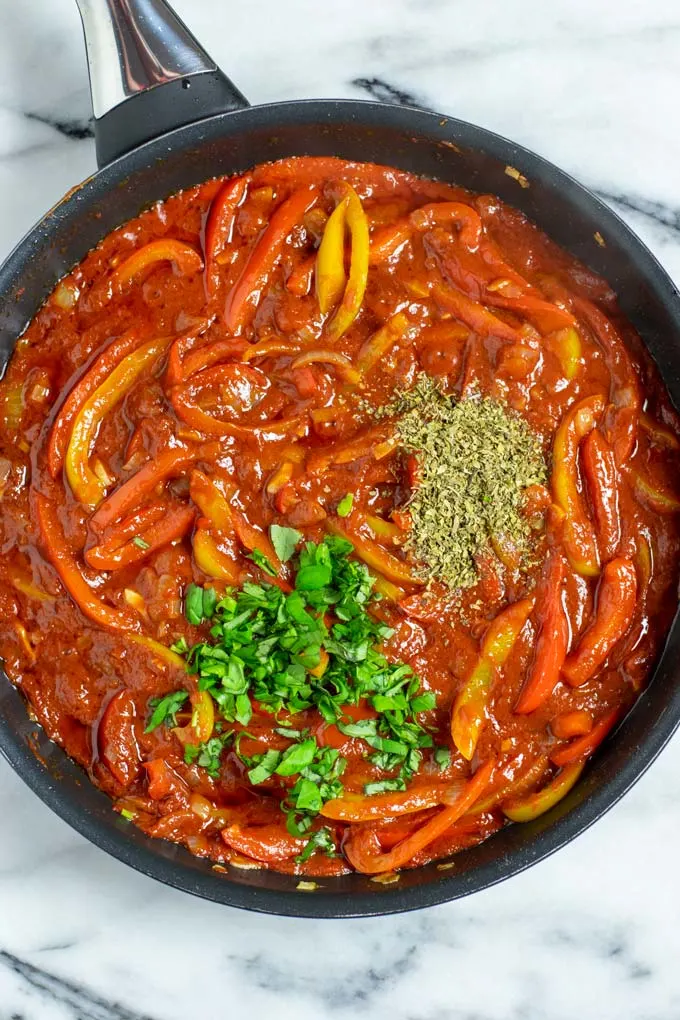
[1,156,679,877]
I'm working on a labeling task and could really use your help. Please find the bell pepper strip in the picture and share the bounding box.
[128,634,187,672]
[173,691,215,746]
[581,428,621,561]
[470,754,550,815]
[639,411,680,450]
[326,517,425,586]
[65,336,172,506]
[315,195,348,313]
[372,573,406,603]
[551,395,604,576]
[357,313,410,376]
[572,296,640,464]
[266,461,294,495]
[35,493,137,633]
[562,557,638,686]
[231,508,283,574]
[9,568,54,602]
[225,185,320,331]
[164,319,215,386]
[321,782,457,822]
[290,350,361,385]
[486,293,575,335]
[144,759,188,800]
[631,470,680,513]
[344,757,496,875]
[179,337,249,382]
[327,184,370,340]
[546,326,582,380]
[189,469,233,533]
[432,281,522,342]
[112,239,203,291]
[369,219,412,264]
[451,597,534,759]
[502,763,584,822]
[193,521,241,583]
[85,503,195,570]
[550,708,620,767]
[635,532,653,592]
[241,338,303,362]
[98,690,142,788]
[515,552,569,714]
[410,201,483,249]
[221,823,306,863]
[90,444,218,534]
[305,424,394,474]
[204,174,250,289]
[551,710,594,740]
[365,514,402,541]
[47,327,143,478]
[286,253,316,296]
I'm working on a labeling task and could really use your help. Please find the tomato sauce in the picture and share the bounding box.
[0,156,678,877]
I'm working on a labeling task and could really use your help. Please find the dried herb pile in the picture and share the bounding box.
[392,376,547,590]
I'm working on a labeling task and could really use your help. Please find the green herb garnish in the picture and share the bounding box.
[132,536,150,550]
[336,492,354,517]
[144,690,188,733]
[248,548,278,576]
[269,524,302,562]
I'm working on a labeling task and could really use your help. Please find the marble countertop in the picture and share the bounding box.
[2,0,680,1016]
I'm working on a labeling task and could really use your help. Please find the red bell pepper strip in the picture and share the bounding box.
[369,219,412,265]
[85,503,195,570]
[410,201,482,249]
[112,239,203,291]
[47,327,143,478]
[486,293,575,335]
[98,690,142,788]
[562,557,637,686]
[452,597,534,759]
[225,185,320,331]
[178,337,248,383]
[581,428,621,561]
[143,759,188,800]
[164,319,214,387]
[35,494,137,633]
[550,708,620,766]
[515,552,569,714]
[204,174,250,289]
[502,763,584,822]
[432,281,523,342]
[221,824,306,863]
[344,758,496,874]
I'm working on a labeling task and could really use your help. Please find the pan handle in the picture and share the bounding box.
[76,0,249,167]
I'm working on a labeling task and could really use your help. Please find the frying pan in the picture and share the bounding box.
[1,0,679,919]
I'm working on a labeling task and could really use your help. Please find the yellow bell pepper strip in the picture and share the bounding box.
[562,557,637,686]
[9,569,54,602]
[225,185,320,331]
[432,281,523,342]
[322,781,456,822]
[266,461,294,495]
[451,597,534,760]
[66,336,172,506]
[635,532,653,591]
[189,469,233,534]
[631,469,680,513]
[581,428,621,561]
[357,312,410,376]
[35,493,137,633]
[547,326,582,380]
[550,708,620,767]
[290,349,361,385]
[326,516,425,586]
[128,634,187,672]
[502,763,584,822]
[315,195,348,313]
[112,239,203,291]
[306,423,394,474]
[551,394,604,576]
[515,551,568,714]
[344,757,496,874]
[371,573,406,603]
[193,520,241,583]
[308,647,330,679]
[173,691,215,746]
[409,201,483,249]
[327,184,370,340]
[85,503,195,571]
[639,411,680,450]
[365,514,403,541]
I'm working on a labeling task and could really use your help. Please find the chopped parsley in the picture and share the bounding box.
[336,492,354,517]
[248,548,278,576]
[269,524,302,562]
[132,536,150,550]
[144,690,188,733]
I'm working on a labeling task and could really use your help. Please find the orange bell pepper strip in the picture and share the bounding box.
[85,503,195,570]
[581,428,621,560]
[47,327,143,478]
[551,394,604,576]
[173,691,215,746]
[35,493,137,633]
[112,239,203,291]
[432,281,522,342]
[562,557,637,686]
[551,710,594,740]
[550,708,620,767]
[546,326,582,380]
[204,174,250,288]
[452,597,534,759]
[502,763,584,822]
[326,517,425,586]
[315,195,348,313]
[327,184,370,340]
[322,782,455,822]
[515,552,569,714]
[631,470,680,513]
[290,350,361,385]
[344,758,496,874]
[65,336,172,506]
[225,185,320,331]
[179,337,248,382]
[410,201,482,249]
[357,313,410,375]
[192,520,241,583]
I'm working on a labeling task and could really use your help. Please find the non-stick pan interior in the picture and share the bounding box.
[1,100,680,916]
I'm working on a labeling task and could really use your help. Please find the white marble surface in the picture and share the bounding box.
[1,0,680,1016]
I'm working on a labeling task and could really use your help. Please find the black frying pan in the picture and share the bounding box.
[1,0,679,919]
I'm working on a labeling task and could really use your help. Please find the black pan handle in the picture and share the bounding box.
[76,0,249,167]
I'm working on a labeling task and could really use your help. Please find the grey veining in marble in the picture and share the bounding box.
[1,0,680,1017]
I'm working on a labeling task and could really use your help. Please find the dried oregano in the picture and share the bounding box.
[389,376,547,590]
